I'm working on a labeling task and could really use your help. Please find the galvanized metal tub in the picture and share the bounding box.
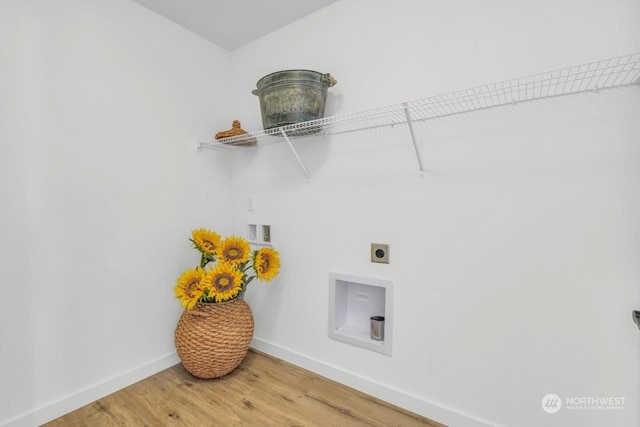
[252,70,337,132]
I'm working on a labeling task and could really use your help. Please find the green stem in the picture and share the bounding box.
[200,253,210,269]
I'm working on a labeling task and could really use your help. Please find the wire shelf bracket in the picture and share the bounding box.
[403,103,425,176]
[197,52,640,177]
[280,129,311,181]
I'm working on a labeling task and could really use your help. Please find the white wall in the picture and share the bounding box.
[228,1,640,426]
[0,1,234,425]
[1,0,638,426]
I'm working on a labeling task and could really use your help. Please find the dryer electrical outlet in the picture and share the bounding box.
[371,243,389,263]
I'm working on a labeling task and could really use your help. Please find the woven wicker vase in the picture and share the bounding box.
[174,299,254,379]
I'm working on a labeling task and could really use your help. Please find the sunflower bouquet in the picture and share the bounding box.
[174,228,280,310]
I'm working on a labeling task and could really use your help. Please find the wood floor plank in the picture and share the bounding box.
[43,349,445,427]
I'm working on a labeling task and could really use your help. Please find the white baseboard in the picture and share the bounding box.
[1,352,180,427]
[250,337,494,427]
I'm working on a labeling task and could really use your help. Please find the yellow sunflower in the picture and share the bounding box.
[203,262,244,302]
[253,247,280,282]
[217,235,251,266]
[191,228,221,257]
[174,267,206,310]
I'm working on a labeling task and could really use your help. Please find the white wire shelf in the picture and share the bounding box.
[198,52,640,153]
[197,52,640,179]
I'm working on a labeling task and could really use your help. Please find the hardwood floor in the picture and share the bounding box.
[44,349,445,426]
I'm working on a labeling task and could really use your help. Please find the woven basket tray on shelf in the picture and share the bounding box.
[174,299,254,379]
